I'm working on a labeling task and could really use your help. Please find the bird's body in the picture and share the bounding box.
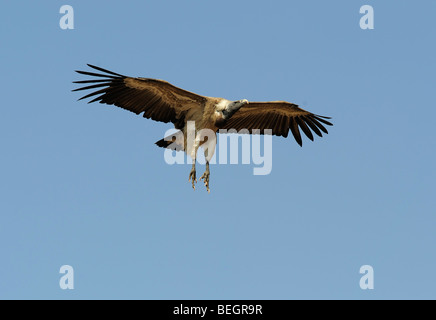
[74,65,333,192]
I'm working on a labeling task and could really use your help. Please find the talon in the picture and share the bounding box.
[189,168,197,190]
[200,170,210,193]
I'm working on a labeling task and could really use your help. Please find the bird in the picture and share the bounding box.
[73,64,333,192]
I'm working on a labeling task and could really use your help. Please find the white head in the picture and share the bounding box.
[219,99,249,120]
[231,99,249,108]
[216,99,249,111]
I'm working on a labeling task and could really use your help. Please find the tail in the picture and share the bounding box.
[155,132,184,151]
[155,138,173,149]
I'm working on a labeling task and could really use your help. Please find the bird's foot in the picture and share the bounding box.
[188,168,197,190]
[200,170,210,193]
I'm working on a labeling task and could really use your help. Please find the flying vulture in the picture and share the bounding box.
[73,64,333,192]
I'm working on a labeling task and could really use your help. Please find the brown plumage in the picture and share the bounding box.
[73,64,333,192]
[219,102,333,146]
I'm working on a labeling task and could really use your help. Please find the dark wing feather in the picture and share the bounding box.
[73,64,207,129]
[220,101,333,146]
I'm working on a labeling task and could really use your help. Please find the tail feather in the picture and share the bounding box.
[155,133,184,151]
[155,138,171,148]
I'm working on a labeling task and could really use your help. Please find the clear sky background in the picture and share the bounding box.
[1,1,435,300]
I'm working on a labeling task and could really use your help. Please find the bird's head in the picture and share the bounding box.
[220,99,249,121]
[233,99,249,108]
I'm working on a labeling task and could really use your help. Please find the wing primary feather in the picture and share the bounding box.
[289,117,303,146]
[73,79,114,84]
[88,94,107,104]
[75,70,120,79]
[296,117,314,141]
[72,83,111,92]
[280,115,290,138]
[309,117,329,134]
[315,115,332,119]
[78,87,111,101]
[87,64,125,77]
[313,115,333,126]
[304,117,323,137]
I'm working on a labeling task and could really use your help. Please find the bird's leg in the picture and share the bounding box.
[188,139,200,191]
[200,161,210,193]
[188,162,197,190]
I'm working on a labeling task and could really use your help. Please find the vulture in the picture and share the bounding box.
[73,64,333,192]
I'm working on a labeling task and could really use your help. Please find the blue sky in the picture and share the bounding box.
[0,1,435,299]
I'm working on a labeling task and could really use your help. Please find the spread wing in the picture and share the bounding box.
[73,64,207,129]
[220,101,333,146]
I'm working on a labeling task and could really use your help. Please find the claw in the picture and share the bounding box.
[200,171,210,193]
[188,168,197,190]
